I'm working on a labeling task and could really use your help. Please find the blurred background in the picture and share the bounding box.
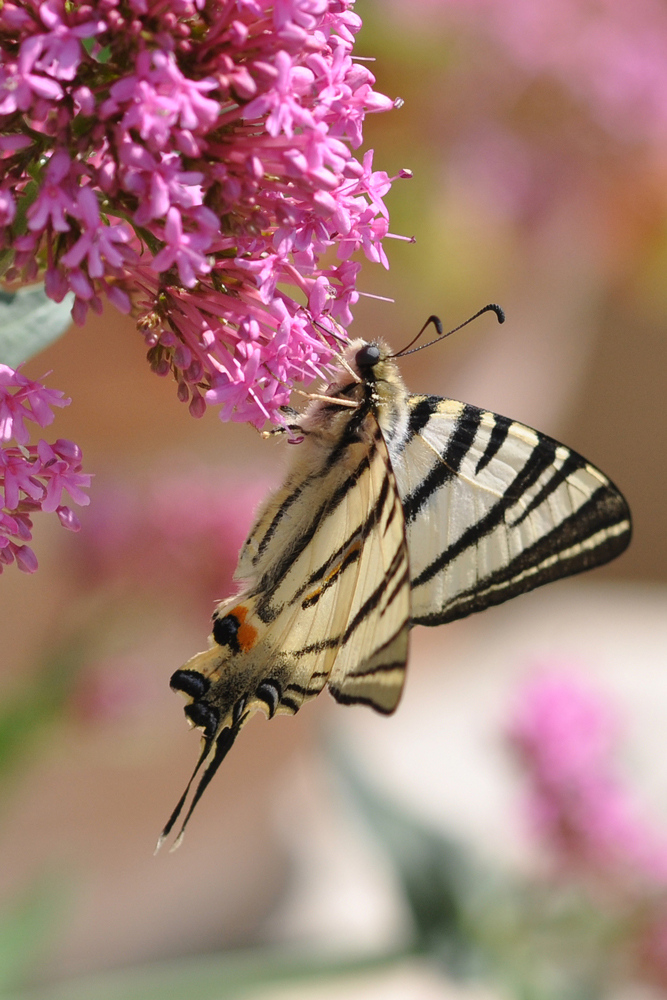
[2,1,667,997]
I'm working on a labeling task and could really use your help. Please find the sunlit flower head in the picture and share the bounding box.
[0,0,402,427]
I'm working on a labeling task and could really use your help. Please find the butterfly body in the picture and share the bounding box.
[160,336,631,848]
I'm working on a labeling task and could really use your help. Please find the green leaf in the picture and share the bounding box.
[0,286,74,368]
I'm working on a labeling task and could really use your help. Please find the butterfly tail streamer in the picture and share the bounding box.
[155,735,214,853]
[158,719,247,852]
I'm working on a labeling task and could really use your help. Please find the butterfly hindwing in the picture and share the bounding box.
[236,403,410,714]
[324,410,409,714]
[160,393,410,847]
[391,395,632,625]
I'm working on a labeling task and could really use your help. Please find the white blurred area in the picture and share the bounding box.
[264,583,667,944]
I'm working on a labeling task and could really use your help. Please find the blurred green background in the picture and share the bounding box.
[2,2,666,998]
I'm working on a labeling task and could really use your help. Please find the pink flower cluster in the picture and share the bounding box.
[0,365,91,573]
[0,0,401,426]
[508,671,667,881]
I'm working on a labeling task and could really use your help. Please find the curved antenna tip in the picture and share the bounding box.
[486,303,505,324]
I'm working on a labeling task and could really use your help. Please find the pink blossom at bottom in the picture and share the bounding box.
[509,669,667,882]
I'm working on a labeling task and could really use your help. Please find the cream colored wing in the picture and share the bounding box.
[390,395,631,625]
[160,406,409,848]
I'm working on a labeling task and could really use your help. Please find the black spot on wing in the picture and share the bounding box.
[184,701,220,738]
[255,679,282,717]
[170,669,210,699]
[212,613,241,652]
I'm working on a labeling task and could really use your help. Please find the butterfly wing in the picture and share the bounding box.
[159,405,410,848]
[391,395,632,625]
[239,405,411,716]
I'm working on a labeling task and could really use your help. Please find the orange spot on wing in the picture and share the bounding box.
[229,605,258,652]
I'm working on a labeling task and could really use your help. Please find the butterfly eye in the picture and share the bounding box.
[355,343,381,370]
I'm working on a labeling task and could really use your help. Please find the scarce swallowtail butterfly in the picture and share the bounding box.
[159,308,631,849]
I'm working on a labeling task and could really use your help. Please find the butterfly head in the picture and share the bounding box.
[343,338,398,386]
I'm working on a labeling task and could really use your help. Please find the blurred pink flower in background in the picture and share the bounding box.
[74,466,266,611]
[389,0,667,150]
[509,670,667,882]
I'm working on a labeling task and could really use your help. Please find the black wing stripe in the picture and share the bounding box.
[293,460,392,608]
[252,476,311,565]
[349,625,407,672]
[280,696,301,713]
[285,679,327,697]
[402,404,482,523]
[512,449,583,527]
[341,542,407,646]
[381,564,410,614]
[253,399,377,563]
[414,489,631,625]
[406,395,440,440]
[412,436,558,589]
[475,413,511,474]
[254,437,380,616]
[293,540,406,658]
[327,688,397,715]
[348,659,406,678]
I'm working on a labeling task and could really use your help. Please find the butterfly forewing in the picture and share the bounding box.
[392,395,631,625]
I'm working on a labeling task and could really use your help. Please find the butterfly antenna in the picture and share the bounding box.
[394,303,505,358]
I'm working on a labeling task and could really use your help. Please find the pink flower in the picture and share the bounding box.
[34,0,105,81]
[26,149,74,233]
[35,438,91,512]
[0,0,401,426]
[0,37,63,115]
[151,206,213,287]
[0,364,68,444]
[509,670,667,882]
[0,366,91,573]
[60,188,133,277]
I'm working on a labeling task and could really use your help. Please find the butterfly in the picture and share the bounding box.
[158,307,631,849]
